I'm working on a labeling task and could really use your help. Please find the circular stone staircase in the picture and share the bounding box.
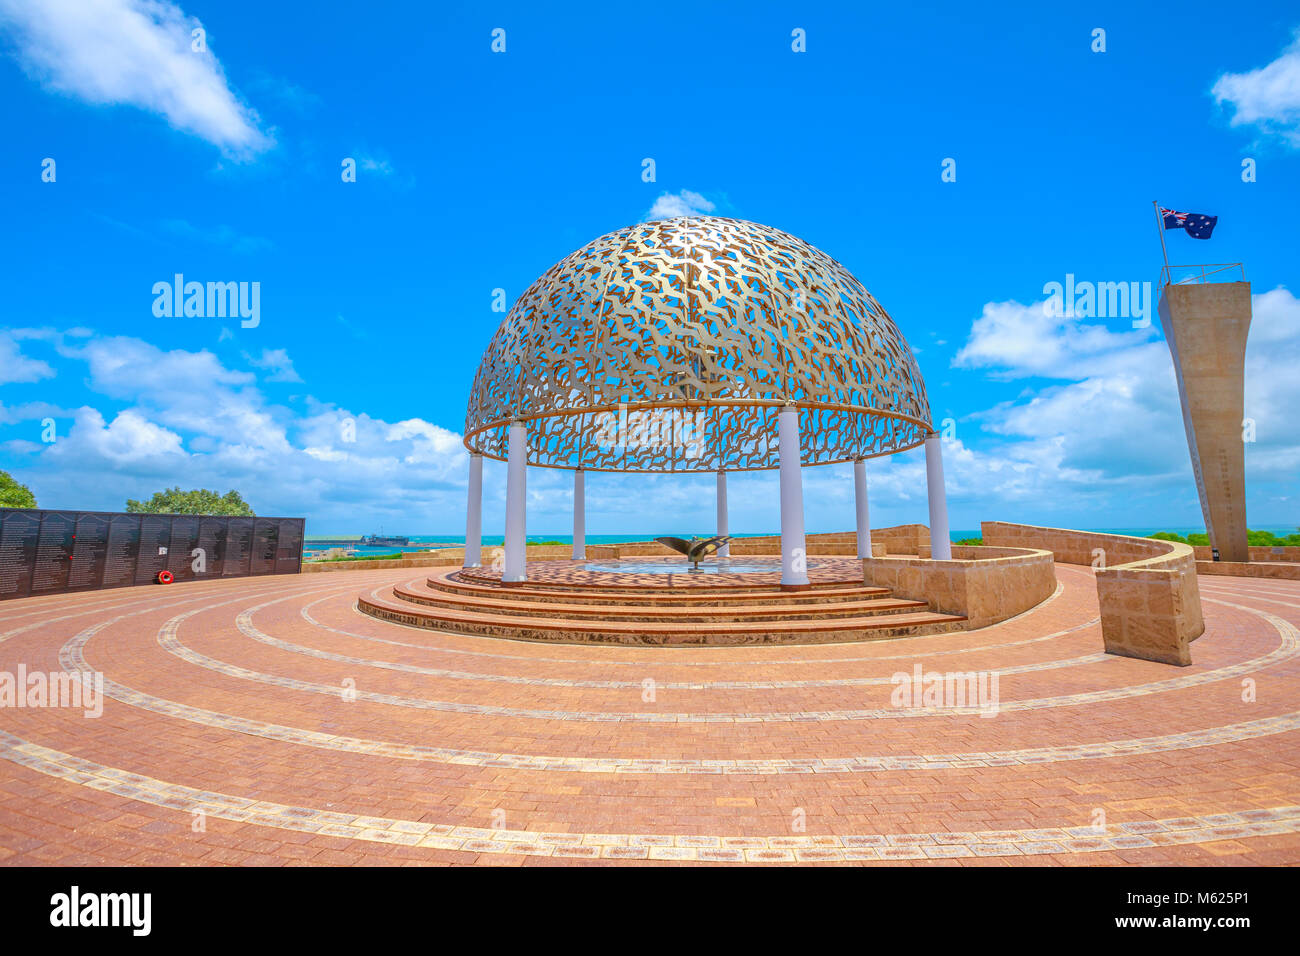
[357,564,966,646]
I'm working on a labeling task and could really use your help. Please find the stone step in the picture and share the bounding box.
[429,569,888,606]
[453,566,867,594]
[358,589,966,647]
[393,579,928,623]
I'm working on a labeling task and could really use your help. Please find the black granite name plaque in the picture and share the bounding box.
[32,511,76,593]
[103,514,141,589]
[250,519,279,575]
[68,513,111,590]
[167,516,201,582]
[0,510,41,600]
[0,510,305,599]
[135,514,172,586]
[223,518,254,577]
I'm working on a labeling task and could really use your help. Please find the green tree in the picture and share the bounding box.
[125,488,256,516]
[1151,529,1300,548]
[0,470,37,509]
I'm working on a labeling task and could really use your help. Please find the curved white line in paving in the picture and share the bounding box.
[58,621,1300,775]
[245,602,1107,689]
[0,727,1296,861]
[0,592,157,622]
[1198,587,1300,609]
[0,580,300,647]
[1,570,1295,863]
[151,592,1297,723]
[1199,577,1300,592]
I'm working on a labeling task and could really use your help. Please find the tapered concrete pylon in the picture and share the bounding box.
[1159,282,1252,563]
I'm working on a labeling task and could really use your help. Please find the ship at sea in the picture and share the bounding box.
[359,533,410,547]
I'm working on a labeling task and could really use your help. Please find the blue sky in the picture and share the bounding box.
[1,0,1297,535]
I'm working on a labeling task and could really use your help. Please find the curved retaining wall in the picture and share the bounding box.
[1196,560,1300,581]
[1194,544,1300,563]
[982,521,1204,666]
[861,545,1057,630]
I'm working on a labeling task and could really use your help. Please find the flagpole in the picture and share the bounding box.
[1152,200,1171,287]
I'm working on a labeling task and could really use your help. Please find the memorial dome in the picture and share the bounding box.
[464,216,931,472]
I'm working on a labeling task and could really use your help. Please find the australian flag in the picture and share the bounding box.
[1161,207,1218,239]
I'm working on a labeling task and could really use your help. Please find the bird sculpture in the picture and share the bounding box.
[654,535,732,570]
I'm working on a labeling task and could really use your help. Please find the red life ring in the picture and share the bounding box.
[156,570,174,584]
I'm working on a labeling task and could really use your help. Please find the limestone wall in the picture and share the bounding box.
[1196,560,1300,581]
[982,521,1204,666]
[306,525,939,571]
[603,541,680,557]
[725,527,922,556]
[1193,545,1300,563]
[306,542,621,572]
[862,546,1057,630]
[868,524,930,555]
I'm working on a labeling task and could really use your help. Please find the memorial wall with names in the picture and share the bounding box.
[0,509,305,600]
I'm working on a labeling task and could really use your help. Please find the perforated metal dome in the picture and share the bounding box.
[464,216,931,472]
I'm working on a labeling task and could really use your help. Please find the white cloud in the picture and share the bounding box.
[1212,31,1300,147]
[161,219,273,253]
[6,287,1297,532]
[385,419,463,463]
[646,189,715,221]
[0,0,271,157]
[5,333,468,526]
[0,332,54,384]
[49,407,186,466]
[358,155,393,175]
[244,347,302,383]
[1241,286,1300,482]
[0,400,72,425]
[952,299,1154,379]
[947,285,1300,522]
[58,335,285,451]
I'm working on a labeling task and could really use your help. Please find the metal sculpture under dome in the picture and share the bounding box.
[464,216,932,473]
[654,535,732,570]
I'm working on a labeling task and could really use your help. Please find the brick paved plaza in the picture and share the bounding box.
[2,561,1298,866]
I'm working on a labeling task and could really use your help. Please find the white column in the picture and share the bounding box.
[854,457,871,560]
[777,405,809,586]
[464,453,483,567]
[572,467,586,561]
[716,469,730,557]
[503,422,527,582]
[925,433,952,560]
